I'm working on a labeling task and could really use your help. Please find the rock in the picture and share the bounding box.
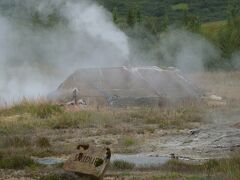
[209,95,223,101]
[189,129,200,135]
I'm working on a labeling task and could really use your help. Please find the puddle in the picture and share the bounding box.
[33,154,192,166]
[34,154,171,166]
[33,157,66,165]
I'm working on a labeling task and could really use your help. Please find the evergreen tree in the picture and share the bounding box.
[183,10,201,32]
[127,9,135,27]
[218,0,240,59]
[112,7,118,24]
[136,8,142,24]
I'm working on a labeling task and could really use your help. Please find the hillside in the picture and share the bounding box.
[97,0,240,22]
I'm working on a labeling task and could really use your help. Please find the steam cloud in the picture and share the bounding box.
[157,29,220,72]
[0,0,129,103]
[0,0,224,104]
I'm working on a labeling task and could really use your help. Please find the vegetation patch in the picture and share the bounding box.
[40,173,90,180]
[122,136,137,147]
[0,100,62,118]
[36,137,51,148]
[0,155,37,169]
[172,3,189,11]
[31,149,61,158]
[49,111,91,129]
[111,160,135,170]
[1,136,32,148]
[159,153,240,179]
[161,160,204,173]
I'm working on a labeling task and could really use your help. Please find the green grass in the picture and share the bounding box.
[161,160,204,173]
[0,100,62,118]
[0,155,37,169]
[172,3,189,11]
[122,136,137,147]
[48,111,91,129]
[159,154,240,179]
[201,20,227,41]
[31,149,61,158]
[36,137,51,148]
[111,160,135,170]
[0,100,204,136]
[1,136,31,148]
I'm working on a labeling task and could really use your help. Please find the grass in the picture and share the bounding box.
[0,99,204,136]
[201,20,227,41]
[122,136,137,147]
[124,102,203,129]
[171,3,189,11]
[36,137,51,148]
[203,155,240,179]
[48,111,91,129]
[159,153,240,179]
[161,160,204,173]
[1,136,31,148]
[111,160,135,170]
[40,173,91,180]
[0,155,37,169]
[0,99,62,118]
[31,149,61,158]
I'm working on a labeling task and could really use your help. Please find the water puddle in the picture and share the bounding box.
[33,153,193,166]
[33,157,66,165]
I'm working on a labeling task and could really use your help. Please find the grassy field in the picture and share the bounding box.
[201,20,227,41]
[0,71,240,179]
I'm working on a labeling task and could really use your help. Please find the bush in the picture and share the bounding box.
[111,160,135,170]
[123,137,136,147]
[0,155,36,169]
[36,137,51,148]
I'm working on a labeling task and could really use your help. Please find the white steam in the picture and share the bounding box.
[232,52,240,69]
[0,0,129,103]
[0,0,224,104]
[157,29,220,72]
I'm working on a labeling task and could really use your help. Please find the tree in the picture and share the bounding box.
[136,8,142,24]
[112,7,118,24]
[183,10,201,32]
[217,0,240,59]
[127,8,136,27]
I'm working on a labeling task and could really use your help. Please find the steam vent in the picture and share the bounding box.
[50,66,202,106]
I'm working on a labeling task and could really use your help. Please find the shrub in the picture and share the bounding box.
[36,137,51,148]
[123,137,136,147]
